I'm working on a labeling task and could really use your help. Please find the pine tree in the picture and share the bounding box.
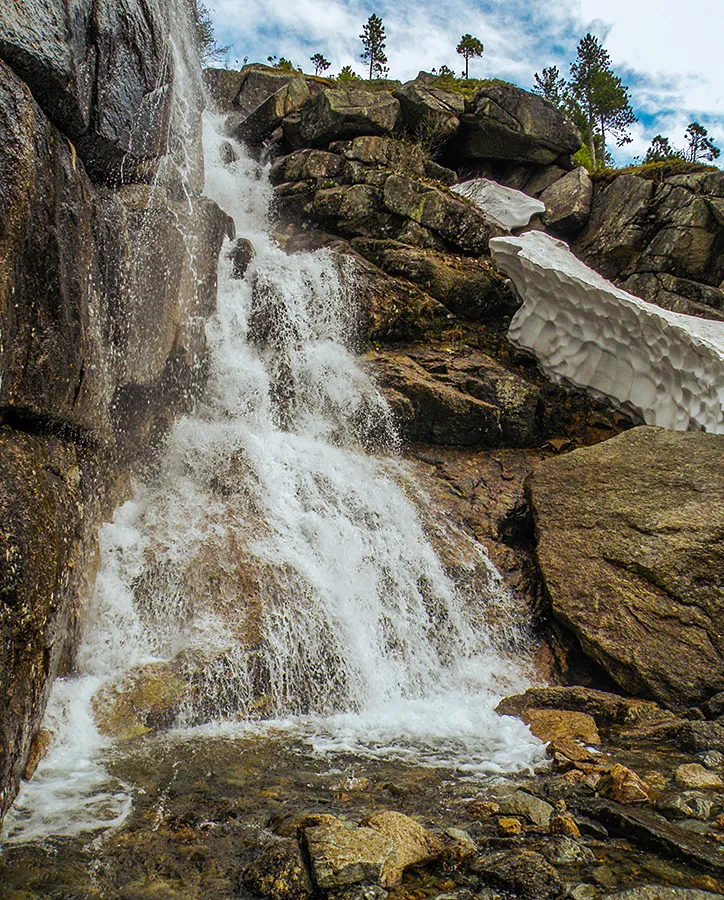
[337,65,362,82]
[568,34,636,168]
[532,66,567,108]
[644,135,681,164]
[360,14,388,80]
[310,53,331,77]
[684,122,721,163]
[191,1,229,65]
[456,34,484,80]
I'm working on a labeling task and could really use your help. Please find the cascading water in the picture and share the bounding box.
[3,115,543,845]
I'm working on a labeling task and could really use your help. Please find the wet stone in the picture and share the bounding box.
[303,824,397,889]
[675,763,724,790]
[472,849,564,899]
[497,790,554,828]
[541,835,595,865]
[243,839,314,900]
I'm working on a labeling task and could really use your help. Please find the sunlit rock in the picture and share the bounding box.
[490,230,724,432]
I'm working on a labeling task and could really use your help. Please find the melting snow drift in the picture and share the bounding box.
[453,178,545,232]
[491,231,724,433]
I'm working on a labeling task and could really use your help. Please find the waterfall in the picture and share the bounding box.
[3,116,542,845]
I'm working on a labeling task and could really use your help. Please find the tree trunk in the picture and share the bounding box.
[369,57,373,80]
[599,114,607,165]
[586,91,596,168]
[465,57,469,79]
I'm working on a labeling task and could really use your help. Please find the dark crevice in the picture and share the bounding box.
[0,406,99,450]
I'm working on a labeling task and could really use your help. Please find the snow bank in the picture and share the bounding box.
[452,178,545,232]
[490,231,724,433]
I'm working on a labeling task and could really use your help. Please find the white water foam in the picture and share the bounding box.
[4,116,542,845]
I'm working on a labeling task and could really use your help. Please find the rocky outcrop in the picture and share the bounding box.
[0,0,190,184]
[576,167,724,321]
[393,80,465,142]
[0,1,229,818]
[540,166,593,238]
[452,82,581,165]
[292,86,402,149]
[527,427,724,710]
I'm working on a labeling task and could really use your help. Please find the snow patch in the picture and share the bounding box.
[452,179,545,232]
[490,231,724,433]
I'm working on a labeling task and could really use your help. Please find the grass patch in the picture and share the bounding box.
[595,159,719,183]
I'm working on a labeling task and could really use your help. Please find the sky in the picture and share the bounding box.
[207,0,723,165]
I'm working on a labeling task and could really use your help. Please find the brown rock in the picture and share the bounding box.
[22,728,52,781]
[472,849,564,899]
[550,813,581,837]
[303,823,397,889]
[609,764,651,804]
[527,428,724,710]
[364,811,444,880]
[497,817,523,836]
[675,764,724,790]
[522,708,601,745]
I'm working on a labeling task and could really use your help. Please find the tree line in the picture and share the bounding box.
[534,34,720,170]
[191,4,720,171]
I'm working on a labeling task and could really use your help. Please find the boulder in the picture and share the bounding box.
[331,135,428,177]
[229,66,310,146]
[363,811,444,881]
[297,87,401,148]
[620,272,724,322]
[675,764,724,790]
[269,149,343,185]
[608,763,651,804]
[394,80,465,143]
[243,839,314,900]
[540,166,593,237]
[0,0,183,183]
[382,175,492,254]
[527,427,724,709]
[472,849,563,899]
[496,790,554,827]
[350,238,518,320]
[367,346,543,447]
[303,824,397,889]
[522,708,601,745]
[454,82,581,164]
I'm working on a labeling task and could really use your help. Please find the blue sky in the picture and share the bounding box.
[208,0,723,165]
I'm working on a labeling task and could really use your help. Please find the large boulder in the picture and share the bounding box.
[540,165,593,238]
[296,87,401,148]
[0,0,184,182]
[527,427,724,710]
[453,82,581,165]
[394,80,465,143]
[350,238,518,320]
[227,65,311,146]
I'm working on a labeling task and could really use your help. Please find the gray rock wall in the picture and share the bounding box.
[0,0,229,818]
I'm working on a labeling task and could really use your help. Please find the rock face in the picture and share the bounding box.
[0,2,228,818]
[0,0,188,183]
[393,80,465,142]
[453,82,581,165]
[576,167,724,321]
[296,87,402,148]
[527,427,724,709]
[540,166,593,238]
[491,230,724,433]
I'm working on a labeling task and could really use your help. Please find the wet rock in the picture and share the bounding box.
[219,140,238,165]
[0,0,183,183]
[382,175,491,254]
[547,738,601,773]
[497,790,554,828]
[91,662,189,740]
[582,798,724,873]
[607,764,651,804]
[522,708,601,745]
[243,839,314,900]
[350,238,518,320]
[453,82,581,165]
[550,813,582,837]
[0,428,101,820]
[296,87,401,148]
[703,694,724,721]
[272,813,343,838]
[472,849,564,899]
[328,886,388,900]
[540,166,593,238]
[701,750,724,769]
[229,238,256,279]
[675,764,724,790]
[601,889,724,900]
[658,792,715,821]
[394,80,465,143]
[303,823,397,889]
[364,810,444,878]
[496,686,675,729]
[542,835,594,864]
[22,728,53,781]
[497,817,523,836]
[527,428,724,710]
